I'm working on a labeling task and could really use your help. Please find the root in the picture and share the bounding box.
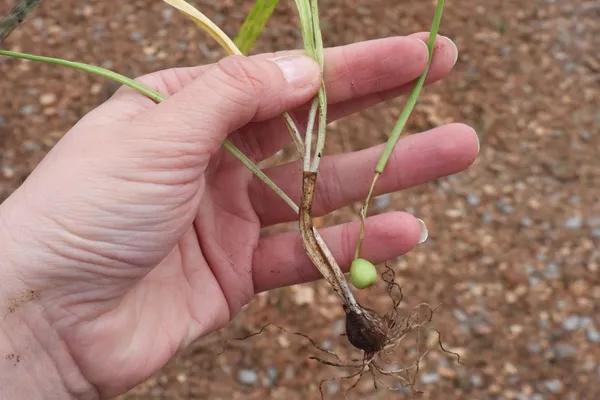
[382,263,404,310]
[226,268,461,399]
[235,323,341,361]
[434,329,462,365]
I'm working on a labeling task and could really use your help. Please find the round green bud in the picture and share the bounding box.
[350,258,378,289]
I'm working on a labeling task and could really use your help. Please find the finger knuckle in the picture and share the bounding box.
[215,55,266,99]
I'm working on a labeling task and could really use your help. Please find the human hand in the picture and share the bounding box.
[0,34,478,398]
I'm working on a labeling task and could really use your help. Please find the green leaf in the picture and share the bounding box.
[234,0,280,55]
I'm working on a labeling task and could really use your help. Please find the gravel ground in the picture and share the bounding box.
[0,0,598,399]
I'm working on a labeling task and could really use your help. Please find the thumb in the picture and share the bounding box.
[134,54,321,152]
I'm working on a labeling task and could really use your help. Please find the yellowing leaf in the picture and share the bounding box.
[161,0,241,55]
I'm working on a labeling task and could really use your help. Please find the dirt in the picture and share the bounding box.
[0,0,598,399]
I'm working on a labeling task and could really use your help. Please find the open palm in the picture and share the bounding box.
[0,35,477,398]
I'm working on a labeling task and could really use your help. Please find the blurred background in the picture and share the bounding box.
[0,0,598,399]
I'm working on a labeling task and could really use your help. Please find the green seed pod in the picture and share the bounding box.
[350,258,377,289]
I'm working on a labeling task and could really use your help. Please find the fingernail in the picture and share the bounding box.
[271,55,319,87]
[417,218,429,244]
[475,132,481,153]
[443,36,459,66]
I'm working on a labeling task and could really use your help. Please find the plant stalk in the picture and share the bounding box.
[0,0,41,43]
[0,48,299,213]
[162,0,304,156]
[234,0,280,55]
[354,0,445,259]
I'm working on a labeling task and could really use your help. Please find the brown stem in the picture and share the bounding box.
[299,172,360,312]
[0,0,41,43]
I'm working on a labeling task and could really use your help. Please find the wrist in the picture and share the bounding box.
[0,204,99,400]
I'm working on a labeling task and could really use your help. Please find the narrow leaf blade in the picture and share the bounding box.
[234,0,280,55]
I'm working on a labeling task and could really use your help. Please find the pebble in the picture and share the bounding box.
[266,367,278,387]
[1,166,15,179]
[526,342,540,355]
[22,140,41,152]
[283,365,295,380]
[374,193,392,210]
[470,374,483,388]
[564,216,583,230]
[591,227,600,239]
[332,319,345,336]
[521,217,533,227]
[20,104,37,115]
[552,343,577,360]
[586,326,600,343]
[543,262,561,280]
[481,212,493,224]
[466,193,481,206]
[130,31,144,42]
[543,379,564,394]
[39,93,57,106]
[162,8,174,21]
[237,369,258,386]
[453,309,469,323]
[496,199,515,215]
[0,115,5,127]
[324,380,339,395]
[446,209,463,218]
[420,372,440,385]
[562,315,582,331]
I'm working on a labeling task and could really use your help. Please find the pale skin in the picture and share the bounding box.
[0,34,478,399]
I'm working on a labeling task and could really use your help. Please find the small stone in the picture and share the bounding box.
[283,365,295,380]
[162,7,174,21]
[438,366,456,379]
[470,374,483,388]
[374,193,392,210]
[562,315,582,331]
[472,321,493,335]
[527,342,542,354]
[543,379,564,394]
[420,372,439,385]
[20,104,37,115]
[521,217,533,227]
[592,227,600,239]
[1,166,15,179]
[324,380,339,395]
[130,31,144,41]
[22,140,40,152]
[552,343,577,360]
[543,262,561,279]
[290,285,314,305]
[176,373,187,383]
[0,115,5,127]
[445,209,463,218]
[237,369,258,386]
[496,199,515,215]
[453,309,468,322]
[504,362,518,375]
[39,93,57,106]
[266,367,278,387]
[332,319,345,336]
[481,212,493,224]
[586,326,600,343]
[90,83,103,95]
[466,193,481,206]
[564,216,583,230]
